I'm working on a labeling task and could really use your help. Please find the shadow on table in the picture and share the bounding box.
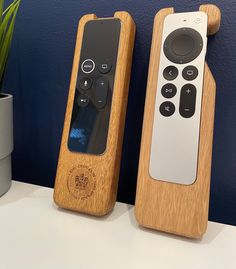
[0,181,40,207]
[53,201,130,223]
[126,204,225,245]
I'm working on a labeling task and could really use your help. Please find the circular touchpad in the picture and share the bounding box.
[172,34,194,56]
[164,28,203,64]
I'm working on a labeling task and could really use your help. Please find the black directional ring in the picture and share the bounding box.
[164,28,203,64]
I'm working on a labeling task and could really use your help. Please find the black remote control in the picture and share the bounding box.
[68,19,121,155]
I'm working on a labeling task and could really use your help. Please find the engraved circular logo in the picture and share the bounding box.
[67,165,96,200]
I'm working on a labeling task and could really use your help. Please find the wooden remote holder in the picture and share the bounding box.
[54,12,136,216]
[135,5,221,238]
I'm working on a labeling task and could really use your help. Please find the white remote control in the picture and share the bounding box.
[149,11,208,185]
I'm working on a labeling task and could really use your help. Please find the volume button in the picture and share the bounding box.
[179,84,196,118]
[94,77,109,109]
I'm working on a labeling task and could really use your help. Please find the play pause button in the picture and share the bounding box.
[77,94,89,108]
[161,83,177,98]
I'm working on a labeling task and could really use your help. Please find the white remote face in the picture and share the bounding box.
[149,12,208,185]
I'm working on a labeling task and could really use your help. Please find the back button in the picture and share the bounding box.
[163,66,178,81]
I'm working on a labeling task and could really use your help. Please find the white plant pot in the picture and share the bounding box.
[0,94,13,196]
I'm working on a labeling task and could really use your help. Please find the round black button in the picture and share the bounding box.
[98,63,112,74]
[163,66,178,81]
[164,28,203,64]
[79,77,92,90]
[182,66,199,81]
[81,59,95,74]
[161,83,177,98]
[159,101,175,117]
[77,94,89,107]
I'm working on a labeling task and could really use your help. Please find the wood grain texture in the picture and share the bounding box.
[200,4,221,35]
[135,6,221,238]
[54,12,136,216]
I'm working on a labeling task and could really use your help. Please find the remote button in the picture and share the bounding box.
[173,34,194,56]
[79,77,92,90]
[163,66,178,81]
[98,63,112,74]
[182,66,198,81]
[194,17,202,24]
[81,59,95,74]
[95,77,109,109]
[77,94,89,108]
[160,101,175,117]
[164,28,203,64]
[161,83,177,98]
[179,84,197,118]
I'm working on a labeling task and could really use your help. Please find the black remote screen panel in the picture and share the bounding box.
[68,19,121,155]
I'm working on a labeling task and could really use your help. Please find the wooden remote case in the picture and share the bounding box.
[135,5,221,238]
[54,12,136,216]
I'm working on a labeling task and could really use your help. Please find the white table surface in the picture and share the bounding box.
[0,181,235,269]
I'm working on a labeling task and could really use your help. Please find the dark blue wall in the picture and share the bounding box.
[3,0,236,226]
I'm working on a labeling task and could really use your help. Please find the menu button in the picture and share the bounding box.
[81,59,95,74]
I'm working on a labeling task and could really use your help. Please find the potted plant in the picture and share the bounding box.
[0,0,20,196]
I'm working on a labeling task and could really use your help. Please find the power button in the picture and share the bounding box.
[194,17,202,24]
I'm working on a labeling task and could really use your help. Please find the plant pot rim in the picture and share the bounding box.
[0,93,13,100]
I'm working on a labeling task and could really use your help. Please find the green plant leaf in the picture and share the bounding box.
[3,0,20,16]
[0,1,18,47]
[0,2,20,65]
[0,0,20,88]
[0,0,4,23]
